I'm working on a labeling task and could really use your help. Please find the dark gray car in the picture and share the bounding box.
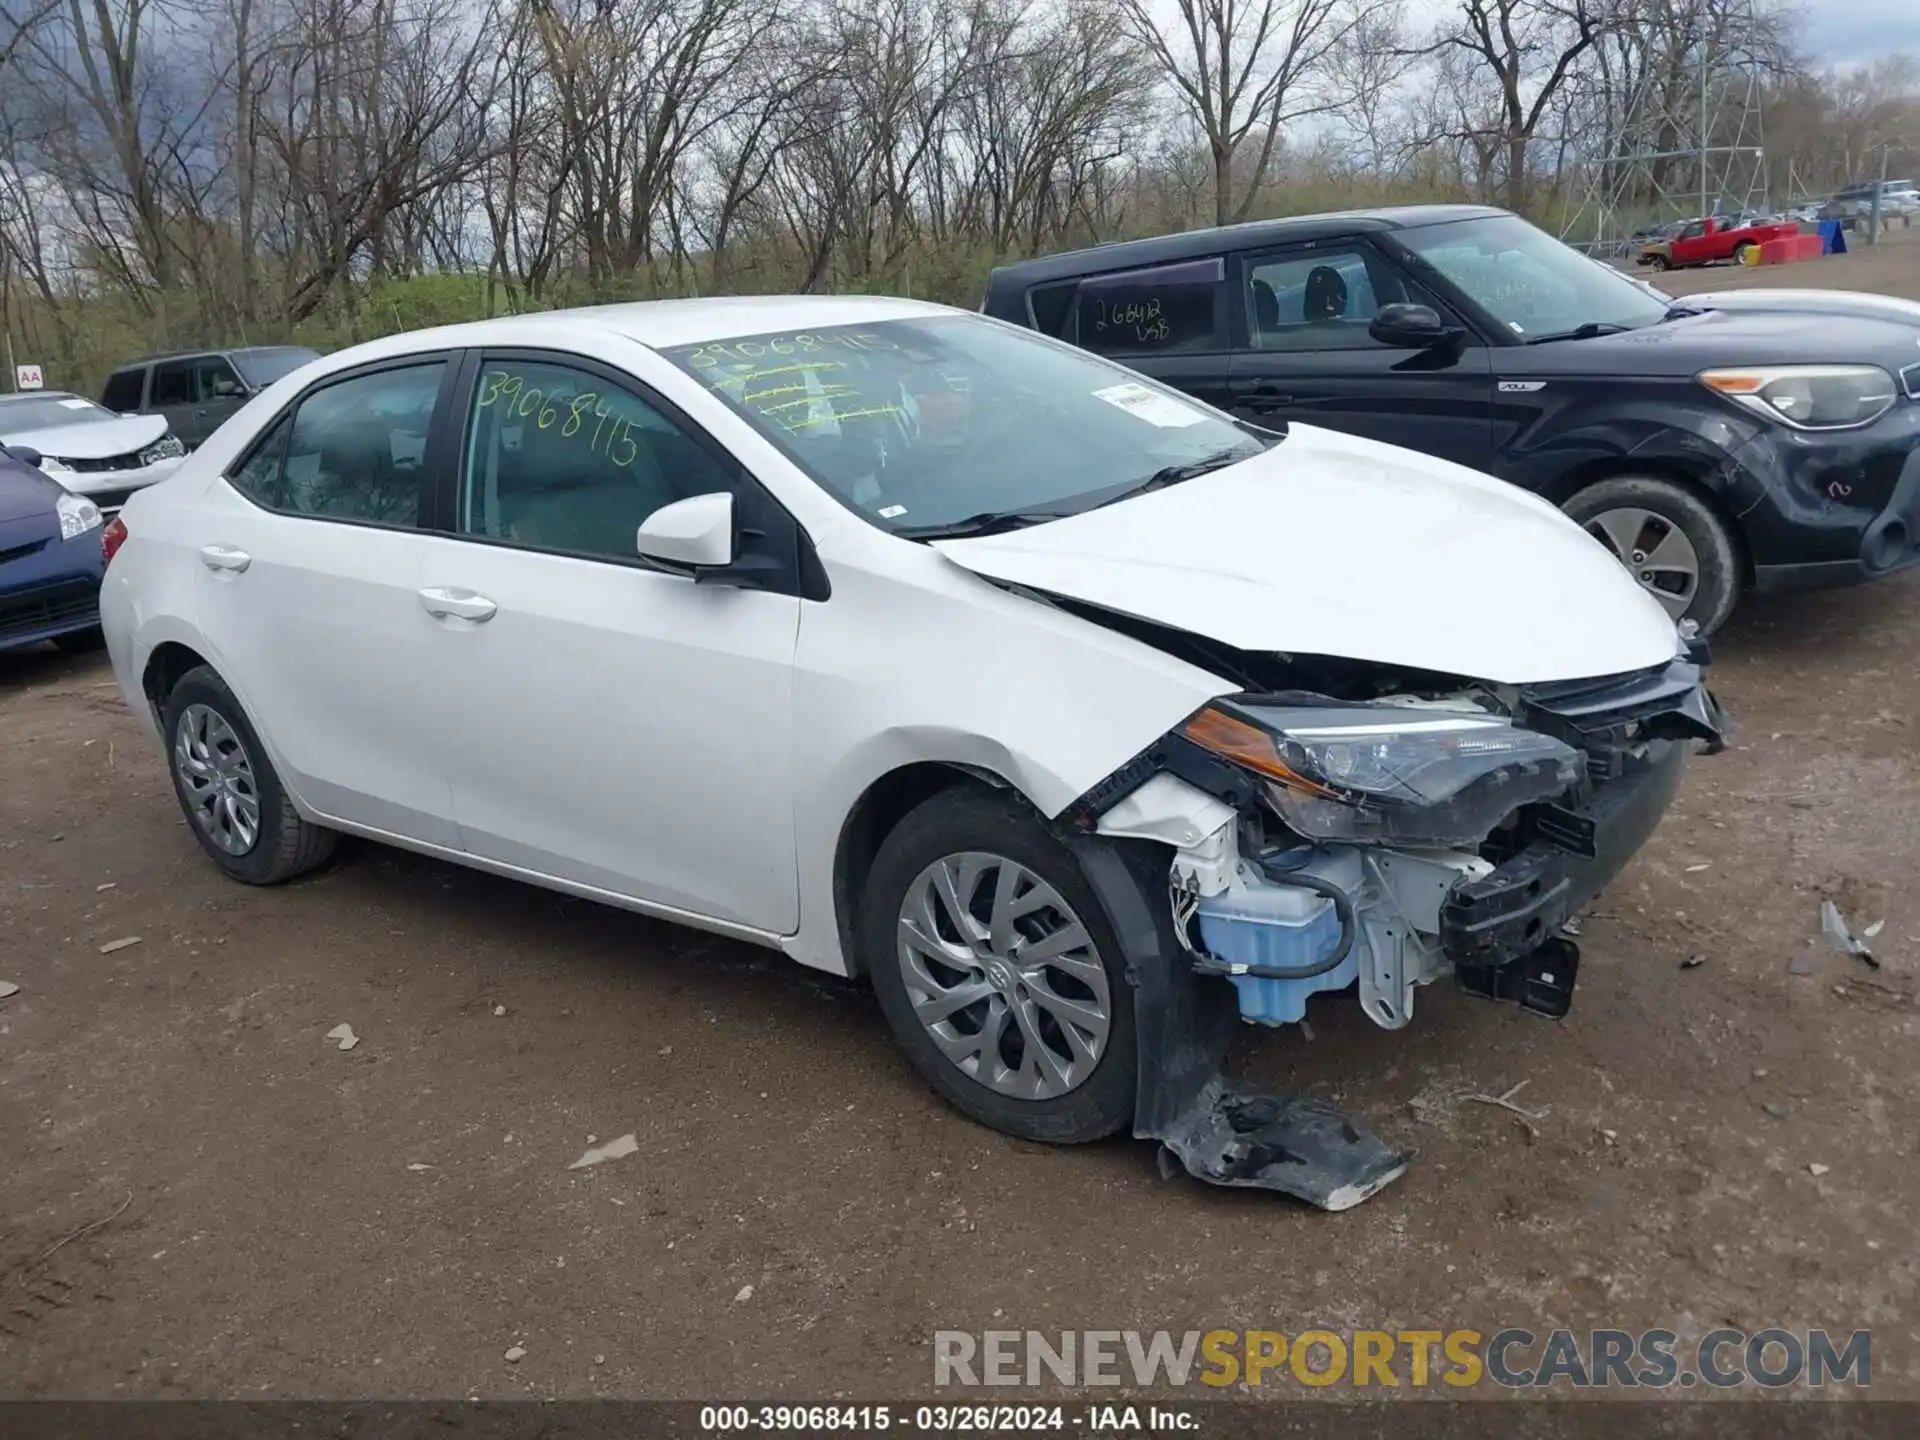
[100,346,322,450]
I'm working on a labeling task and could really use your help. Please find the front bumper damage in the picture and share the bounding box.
[1068,656,1726,1212]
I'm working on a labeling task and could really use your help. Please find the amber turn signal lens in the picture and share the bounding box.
[1180,707,1334,795]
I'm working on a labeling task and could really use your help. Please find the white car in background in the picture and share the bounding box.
[97,296,1723,1209]
[0,391,187,515]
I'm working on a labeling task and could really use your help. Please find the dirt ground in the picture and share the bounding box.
[4,240,1920,1404]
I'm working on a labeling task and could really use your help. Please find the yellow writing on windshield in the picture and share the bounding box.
[696,350,903,436]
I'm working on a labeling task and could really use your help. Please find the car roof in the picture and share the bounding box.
[306,294,959,373]
[984,205,1510,288]
[0,390,81,403]
[115,344,319,369]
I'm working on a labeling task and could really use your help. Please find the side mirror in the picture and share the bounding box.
[6,445,44,469]
[1370,303,1458,349]
[637,491,735,572]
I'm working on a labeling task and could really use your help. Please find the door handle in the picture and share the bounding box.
[1242,388,1294,413]
[198,544,251,573]
[418,587,497,623]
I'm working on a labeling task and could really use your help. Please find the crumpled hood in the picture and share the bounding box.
[0,414,167,461]
[934,424,1682,685]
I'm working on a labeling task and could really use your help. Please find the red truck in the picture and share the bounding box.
[1636,215,1801,271]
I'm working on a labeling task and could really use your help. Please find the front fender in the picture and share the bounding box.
[1505,401,1772,517]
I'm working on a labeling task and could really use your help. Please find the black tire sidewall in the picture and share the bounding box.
[161,666,300,884]
[859,787,1138,1144]
[1563,475,1742,634]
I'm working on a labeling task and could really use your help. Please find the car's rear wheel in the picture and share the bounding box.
[1564,475,1742,634]
[860,786,1136,1144]
[162,665,336,884]
[1734,241,1759,265]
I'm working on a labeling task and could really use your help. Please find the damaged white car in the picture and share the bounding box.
[98,297,1724,1208]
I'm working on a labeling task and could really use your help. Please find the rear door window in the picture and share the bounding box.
[1071,258,1227,358]
[151,361,195,407]
[226,361,447,526]
[101,368,145,412]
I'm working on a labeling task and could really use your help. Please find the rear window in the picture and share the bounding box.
[233,347,323,388]
[101,368,145,412]
[1069,258,1227,358]
[1028,283,1077,339]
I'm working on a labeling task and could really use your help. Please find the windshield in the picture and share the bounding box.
[0,394,112,431]
[1397,213,1670,340]
[659,316,1266,535]
[234,348,322,387]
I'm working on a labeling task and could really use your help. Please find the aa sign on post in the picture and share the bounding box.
[15,364,44,390]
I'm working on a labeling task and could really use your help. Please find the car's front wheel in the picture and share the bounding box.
[860,786,1136,1144]
[162,665,336,884]
[1564,474,1742,634]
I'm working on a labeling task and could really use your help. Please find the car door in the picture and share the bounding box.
[192,355,251,442]
[149,359,203,447]
[1055,256,1235,411]
[193,355,464,845]
[1226,239,1497,472]
[414,349,803,933]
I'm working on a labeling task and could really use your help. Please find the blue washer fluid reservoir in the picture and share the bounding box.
[1195,865,1356,1026]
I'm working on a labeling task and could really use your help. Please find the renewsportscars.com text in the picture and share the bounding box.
[932,1328,1870,1390]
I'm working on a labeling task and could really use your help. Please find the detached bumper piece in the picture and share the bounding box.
[1153,1078,1411,1213]
[1070,836,1410,1213]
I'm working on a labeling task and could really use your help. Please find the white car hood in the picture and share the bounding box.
[933,424,1681,685]
[0,413,167,460]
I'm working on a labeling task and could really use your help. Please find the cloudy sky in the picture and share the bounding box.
[1384,0,1920,68]
[1808,0,1920,66]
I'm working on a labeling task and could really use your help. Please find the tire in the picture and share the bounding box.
[52,626,105,654]
[860,786,1136,1144]
[161,664,336,884]
[1734,241,1758,266]
[1646,253,1671,272]
[1563,475,1742,635]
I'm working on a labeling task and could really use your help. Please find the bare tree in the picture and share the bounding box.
[1421,0,1612,211]
[1122,0,1372,224]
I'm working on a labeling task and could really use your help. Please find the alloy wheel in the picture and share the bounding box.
[174,702,262,856]
[895,851,1112,1101]
[1584,506,1701,620]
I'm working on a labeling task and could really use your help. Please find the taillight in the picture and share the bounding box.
[102,515,128,565]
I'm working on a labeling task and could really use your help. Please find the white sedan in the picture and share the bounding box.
[99,296,1723,1207]
[0,391,186,515]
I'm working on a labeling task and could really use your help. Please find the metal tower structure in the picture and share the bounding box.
[1561,7,1775,256]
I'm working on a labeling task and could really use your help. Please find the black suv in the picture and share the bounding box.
[983,205,1920,631]
[101,346,322,451]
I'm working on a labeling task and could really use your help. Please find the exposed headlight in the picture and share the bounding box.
[139,434,186,466]
[1182,702,1582,847]
[39,455,73,473]
[56,491,103,542]
[1699,364,1898,430]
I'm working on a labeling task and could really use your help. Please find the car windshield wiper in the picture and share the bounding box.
[1524,321,1637,345]
[1663,303,1707,320]
[1096,445,1257,509]
[893,509,1068,541]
